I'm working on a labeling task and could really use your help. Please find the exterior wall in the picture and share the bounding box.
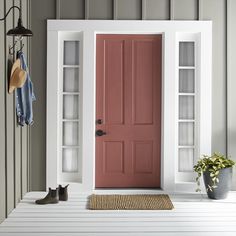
[0,0,30,223]
[30,0,235,190]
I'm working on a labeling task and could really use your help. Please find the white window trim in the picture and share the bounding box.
[176,34,200,183]
[47,20,212,193]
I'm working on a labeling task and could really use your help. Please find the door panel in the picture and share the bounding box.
[105,40,124,125]
[96,34,162,188]
[104,141,124,173]
[133,141,153,174]
[133,40,154,124]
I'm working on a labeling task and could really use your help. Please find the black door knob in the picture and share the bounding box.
[96,129,106,136]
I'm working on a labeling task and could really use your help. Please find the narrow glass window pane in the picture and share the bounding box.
[63,68,79,92]
[179,42,194,66]
[63,95,79,119]
[64,41,79,65]
[63,122,79,146]
[179,69,195,93]
[179,148,194,172]
[179,122,194,146]
[62,148,78,172]
[179,96,194,119]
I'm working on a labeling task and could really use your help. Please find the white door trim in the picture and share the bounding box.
[47,20,212,192]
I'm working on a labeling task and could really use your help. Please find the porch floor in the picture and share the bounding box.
[1,191,236,236]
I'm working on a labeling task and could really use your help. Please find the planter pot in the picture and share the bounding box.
[203,167,232,199]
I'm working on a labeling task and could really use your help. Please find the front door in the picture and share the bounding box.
[95,34,162,187]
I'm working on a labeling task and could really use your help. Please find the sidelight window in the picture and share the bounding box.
[177,34,199,182]
[58,35,83,184]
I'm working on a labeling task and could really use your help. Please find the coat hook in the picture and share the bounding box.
[8,37,24,55]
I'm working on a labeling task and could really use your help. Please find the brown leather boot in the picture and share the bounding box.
[58,184,69,201]
[35,188,59,204]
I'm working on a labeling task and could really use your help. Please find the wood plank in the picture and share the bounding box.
[14,206,236,212]
[113,0,117,19]
[13,0,22,206]
[141,0,145,19]
[2,220,236,227]
[0,233,235,236]
[15,202,236,209]
[56,0,61,19]
[89,0,113,19]
[0,0,6,224]
[201,0,227,154]
[30,0,56,191]
[60,0,84,19]
[21,126,28,196]
[8,211,236,218]
[5,216,236,222]
[22,191,236,200]
[13,203,236,211]
[198,0,202,20]
[5,0,16,215]
[144,0,170,20]
[85,0,89,19]
[0,225,236,233]
[21,0,29,197]
[172,0,198,20]
[116,0,141,20]
[26,0,30,193]
[227,0,236,190]
[170,0,174,20]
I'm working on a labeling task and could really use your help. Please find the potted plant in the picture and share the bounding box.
[194,153,235,199]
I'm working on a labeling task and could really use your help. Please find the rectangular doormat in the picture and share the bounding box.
[89,194,174,210]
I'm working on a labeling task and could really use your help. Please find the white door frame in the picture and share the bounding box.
[47,20,212,192]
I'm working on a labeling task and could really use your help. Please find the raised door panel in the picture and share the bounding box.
[103,141,124,173]
[133,141,153,174]
[132,40,154,125]
[104,40,124,125]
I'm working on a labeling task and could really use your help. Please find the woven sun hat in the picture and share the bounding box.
[8,59,26,94]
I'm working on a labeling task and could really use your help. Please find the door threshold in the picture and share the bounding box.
[93,188,165,194]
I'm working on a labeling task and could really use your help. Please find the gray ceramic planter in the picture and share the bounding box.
[203,167,232,199]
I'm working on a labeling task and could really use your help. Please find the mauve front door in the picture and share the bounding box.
[95,34,162,187]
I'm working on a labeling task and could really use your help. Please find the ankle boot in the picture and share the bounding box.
[59,184,69,201]
[35,188,59,204]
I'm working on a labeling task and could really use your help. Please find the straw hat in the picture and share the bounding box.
[8,59,26,94]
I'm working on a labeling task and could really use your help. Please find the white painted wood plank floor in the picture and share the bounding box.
[1,191,236,236]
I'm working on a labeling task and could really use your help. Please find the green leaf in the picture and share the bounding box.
[210,173,215,177]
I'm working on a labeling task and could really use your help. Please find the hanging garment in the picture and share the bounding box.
[16,51,36,126]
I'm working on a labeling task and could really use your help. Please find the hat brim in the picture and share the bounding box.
[8,85,16,94]
[10,59,21,77]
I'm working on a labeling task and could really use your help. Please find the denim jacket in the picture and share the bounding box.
[16,51,36,126]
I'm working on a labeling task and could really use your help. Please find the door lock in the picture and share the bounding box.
[96,119,103,124]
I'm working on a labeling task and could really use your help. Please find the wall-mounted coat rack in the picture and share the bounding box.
[9,37,24,55]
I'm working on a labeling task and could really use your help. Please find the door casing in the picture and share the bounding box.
[47,20,212,192]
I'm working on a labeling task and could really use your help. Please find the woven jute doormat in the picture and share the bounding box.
[89,194,174,210]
